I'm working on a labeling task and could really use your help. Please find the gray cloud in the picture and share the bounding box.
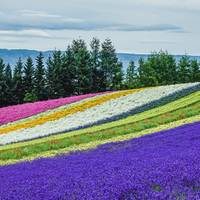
[0,29,68,40]
[0,10,183,33]
[108,24,182,32]
[0,11,183,32]
[0,22,183,32]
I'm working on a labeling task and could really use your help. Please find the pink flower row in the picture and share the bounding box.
[0,92,107,126]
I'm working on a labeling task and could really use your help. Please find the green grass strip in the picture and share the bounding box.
[0,100,199,163]
[1,91,200,151]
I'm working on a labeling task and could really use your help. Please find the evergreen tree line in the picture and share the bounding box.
[0,38,123,107]
[0,39,200,108]
[125,51,200,89]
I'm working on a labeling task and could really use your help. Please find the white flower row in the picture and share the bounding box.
[0,82,199,145]
[1,92,109,128]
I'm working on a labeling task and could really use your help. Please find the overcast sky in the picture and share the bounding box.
[0,0,200,55]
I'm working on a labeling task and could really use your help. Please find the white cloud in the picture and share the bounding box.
[0,29,51,38]
[18,10,61,18]
[0,10,182,32]
[62,18,84,23]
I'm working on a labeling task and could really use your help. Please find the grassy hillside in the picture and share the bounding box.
[0,82,199,164]
[0,82,200,199]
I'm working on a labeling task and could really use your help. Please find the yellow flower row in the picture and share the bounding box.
[0,89,143,135]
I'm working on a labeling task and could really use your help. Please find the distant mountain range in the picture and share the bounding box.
[1,49,200,71]
[0,49,52,67]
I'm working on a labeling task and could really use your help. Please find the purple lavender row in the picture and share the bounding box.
[1,122,200,200]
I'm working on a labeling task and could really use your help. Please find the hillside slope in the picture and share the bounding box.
[0,82,199,164]
[0,82,200,199]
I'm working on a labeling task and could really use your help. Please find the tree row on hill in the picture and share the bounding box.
[0,38,123,107]
[125,51,200,89]
[0,38,200,107]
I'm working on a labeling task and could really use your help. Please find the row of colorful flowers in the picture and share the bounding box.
[1,121,200,199]
[0,110,199,165]
[1,89,198,153]
[0,92,107,126]
[0,89,137,134]
[0,92,110,129]
[0,83,199,145]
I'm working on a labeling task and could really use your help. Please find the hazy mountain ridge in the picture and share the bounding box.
[1,49,200,70]
[0,49,52,67]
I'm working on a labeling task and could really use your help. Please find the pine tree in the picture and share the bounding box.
[138,51,177,86]
[46,50,64,98]
[100,38,123,90]
[190,59,200,82]
[112,62,123,90]
[126,61,137,88]
[5,64,12,86]
[13,58,24,104]
[71,39,92,94]
[23,57,35,96]
[164,53,177,84]
[177,56,191,83]
[46,56,55,99]
[153,51,177,85]
[144,51,177,85]
[90,38,102,92]
[4,64,13,105]
[138,58,158,87]
[61,46,76,96]
[34,52,46,100]
[0,58,6,106]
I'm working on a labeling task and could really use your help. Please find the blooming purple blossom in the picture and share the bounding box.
[0,122,200,199]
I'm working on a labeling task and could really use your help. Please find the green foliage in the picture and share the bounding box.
[90,38,102,92]
[138,57,158,87]
[46,56,55,99]
[71,39,92,94]
[23,57,34,95]
[23,92,38,103]
[177,55,191,83]
[126,61,138,88]
[190,59,200,82]
[0,39,200,107]
[0,58,7,106]
[138,51,177,87]
[34,52,46,100]
[61,46,76,96]
[13,58,24,104]
[46,51,64,98]
[100,38,123,90]
[4,64,13,105]
[132,51,200,88]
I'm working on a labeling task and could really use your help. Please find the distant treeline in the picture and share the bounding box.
[0,38,200,107]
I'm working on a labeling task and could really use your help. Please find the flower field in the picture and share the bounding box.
[1,122,200,200]
[0,92,107,126]
[0,82,200,199]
